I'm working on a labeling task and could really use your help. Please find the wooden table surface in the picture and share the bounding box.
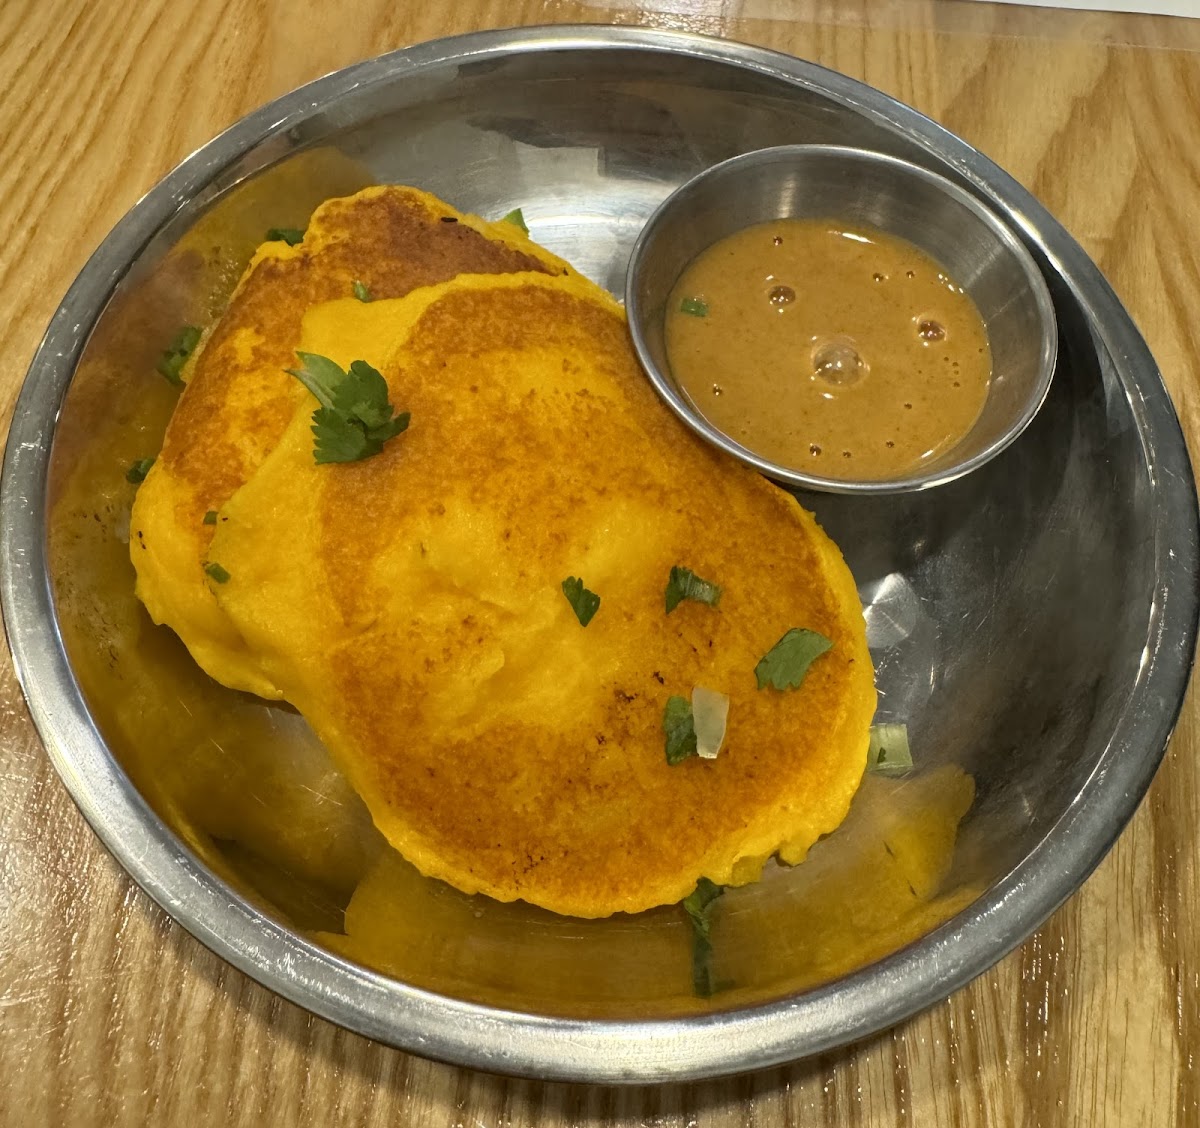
[3,0,1199,1124]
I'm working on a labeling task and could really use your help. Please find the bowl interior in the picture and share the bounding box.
[628,144,1057,491]
[18,33,1184,1071]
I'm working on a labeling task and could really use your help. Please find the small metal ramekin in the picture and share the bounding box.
[626,144,1058,494]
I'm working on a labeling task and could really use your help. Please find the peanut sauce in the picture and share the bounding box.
[664,219,991,480]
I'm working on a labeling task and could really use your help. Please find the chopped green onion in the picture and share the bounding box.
[204,562,231,584]
[682,878,724,997]
[663,695,698,765]
[679,297,709,318]
[501,207,528,234]
[265,227,305,246]
[352,280,372,302]
[665,565,722,614]
[561,576,600,627]
[754,628,832,691]
[202,510,218,525]
[156,325,201,388]
[125,457,155,484]
[868,723,913,776]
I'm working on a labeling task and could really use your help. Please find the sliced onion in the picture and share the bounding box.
[867,723,913,775]
[692,686,729,760]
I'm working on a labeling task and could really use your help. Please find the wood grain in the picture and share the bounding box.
[1,0,1198,1124]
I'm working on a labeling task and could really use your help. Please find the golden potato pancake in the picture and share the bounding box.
[205,271,876,916]
[131,186,574,698]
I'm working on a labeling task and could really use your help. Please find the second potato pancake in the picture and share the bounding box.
[131,186,574,698]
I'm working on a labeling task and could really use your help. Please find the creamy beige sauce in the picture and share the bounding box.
[664,218,992,480]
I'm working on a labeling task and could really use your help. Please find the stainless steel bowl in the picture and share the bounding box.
[626,144,1058,493]
[1,25,1197,1084]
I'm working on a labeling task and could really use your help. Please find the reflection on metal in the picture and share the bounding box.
[861,572,922,650]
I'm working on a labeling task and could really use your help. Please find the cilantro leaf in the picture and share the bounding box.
[202,510,218,525]
[308,408,371,463]
[679,297,708,318]
[265,227,305,246]
[501,207,529,234]
[662,694,697,765]
[682,878,724,997]
[665,565,722,614]
[125,457,155,484]
[156,325,201,388]
[561,576,600,627]
[754,627,832,691]
[286,351,345,408]
[335,361,398,430]
[285,353,409,465]
[204,562,231,584]
[353,280,372,302]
